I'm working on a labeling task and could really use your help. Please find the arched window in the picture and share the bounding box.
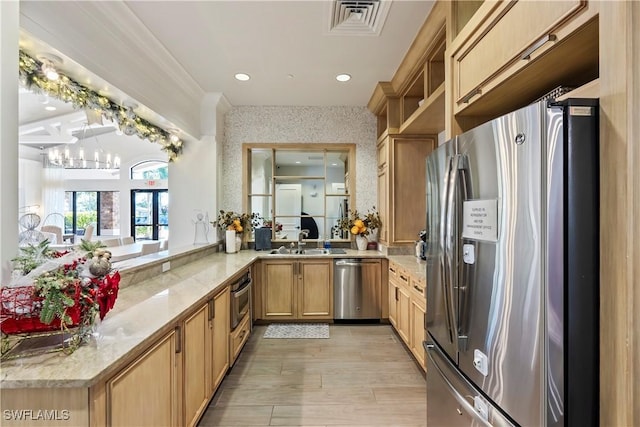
[130,160,168,180]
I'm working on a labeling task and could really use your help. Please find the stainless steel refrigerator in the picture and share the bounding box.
[424,99,599,427]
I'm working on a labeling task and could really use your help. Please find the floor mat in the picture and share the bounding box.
[263,323,330,339]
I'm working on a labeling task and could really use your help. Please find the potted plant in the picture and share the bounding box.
[337,207,382,250]
[214,211,261,252]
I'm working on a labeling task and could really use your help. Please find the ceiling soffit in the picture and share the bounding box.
[20,1,205,140]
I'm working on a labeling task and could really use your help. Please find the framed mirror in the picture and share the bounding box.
[244,143,355,242]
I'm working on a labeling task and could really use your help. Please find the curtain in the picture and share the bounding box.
[41,165,65,229]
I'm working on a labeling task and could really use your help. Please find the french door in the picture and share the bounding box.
[131,189,168,241]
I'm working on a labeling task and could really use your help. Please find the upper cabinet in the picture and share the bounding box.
[368,1,448,140]
[449,0,599,132]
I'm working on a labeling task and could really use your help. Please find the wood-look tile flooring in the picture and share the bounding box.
[198,324,426,427]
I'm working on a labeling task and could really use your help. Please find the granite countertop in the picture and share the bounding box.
[387,255,427,281]
[0,248,384,389]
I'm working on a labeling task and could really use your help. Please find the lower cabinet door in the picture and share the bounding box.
[262,261,296,319]
[410,298,426,370]
[107,330,179,427]
[183,304,209,427]
[298,260,332,319]
[211,287,230,391]
[388,280,398,327]
[397,285,411,344]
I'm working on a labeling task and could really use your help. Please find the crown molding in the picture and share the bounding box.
[20,1,205,139]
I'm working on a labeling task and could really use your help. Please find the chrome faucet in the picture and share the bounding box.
[297,229,310,252]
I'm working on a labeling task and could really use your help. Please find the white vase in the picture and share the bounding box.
[356,235,368,251]
[225,230,237,253]
[236,235,242,252]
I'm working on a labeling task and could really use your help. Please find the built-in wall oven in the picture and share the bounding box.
[230,270,251,330]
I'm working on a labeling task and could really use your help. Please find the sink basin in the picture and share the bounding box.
[268,247,330,255]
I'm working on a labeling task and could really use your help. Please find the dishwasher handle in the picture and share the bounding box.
[335,259,379,267]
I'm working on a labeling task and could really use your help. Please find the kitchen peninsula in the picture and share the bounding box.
[1,246,397,426]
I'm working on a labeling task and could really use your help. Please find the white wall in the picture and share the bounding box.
[1,1,19,282]
[222,106,378,215]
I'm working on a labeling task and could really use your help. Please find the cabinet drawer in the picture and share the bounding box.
[409,276,426,300]
[388,262,400,283]
[454,0,585,106]
[230,313,250,365]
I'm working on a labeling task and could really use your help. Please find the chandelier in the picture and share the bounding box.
[44,123,120,170]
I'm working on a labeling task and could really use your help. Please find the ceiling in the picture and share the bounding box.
[121,0,434,106]
[18,1,434,143]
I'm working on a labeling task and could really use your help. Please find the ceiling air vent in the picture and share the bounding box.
[327,0,392,36]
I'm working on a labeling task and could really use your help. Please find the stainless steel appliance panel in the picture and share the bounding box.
[231,272,251,329]
[425,139,458,361]
[545,104,565,427]
[425,338,516,427]
[425,99,599,427]
[334,259,381,319]
[455,102,545,426]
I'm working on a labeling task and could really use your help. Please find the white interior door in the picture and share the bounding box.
[275,183,301,239]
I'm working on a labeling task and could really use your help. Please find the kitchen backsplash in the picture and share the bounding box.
[222,105,377,214]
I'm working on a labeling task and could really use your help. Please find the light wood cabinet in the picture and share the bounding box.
[298,261,333,318]
[377,138,389,245]
[183,304,209,427]
[183,286,229,427]
[377,135,435,247]
[396,272,411,344]
[230,311,250,365]
[106,329,180,427]
[261,259,332,320]
[210,287,230,391]
[368,2,447,139]
[410,281,426,368]
[449,0,599,126]
[388,261,426,371]
[262,260,296,318]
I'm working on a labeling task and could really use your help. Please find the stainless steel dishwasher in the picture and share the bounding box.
[334,259,381,320]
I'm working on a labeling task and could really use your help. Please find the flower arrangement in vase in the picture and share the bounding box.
[214,210,262,252]
[336,207,382,250]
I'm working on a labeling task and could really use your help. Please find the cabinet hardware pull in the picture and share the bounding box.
[414,285,424,293]
[400,274,408,282]
[458,88,482,105]
[521,34,557,60]
[395,287,399,301]
[208,299,215,320]
[175,326,182,354]
[389,267,396,273]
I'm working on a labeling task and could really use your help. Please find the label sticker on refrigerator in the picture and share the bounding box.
[569,106,594,116]
[462,200,498,242]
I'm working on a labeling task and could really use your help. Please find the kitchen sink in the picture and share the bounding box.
[268,247,331,255]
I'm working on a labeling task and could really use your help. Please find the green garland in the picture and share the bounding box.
[18,50,183,161]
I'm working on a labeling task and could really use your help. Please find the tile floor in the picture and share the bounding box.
[198,324,426,427]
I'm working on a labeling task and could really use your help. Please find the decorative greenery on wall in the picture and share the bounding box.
[18,50,184,161]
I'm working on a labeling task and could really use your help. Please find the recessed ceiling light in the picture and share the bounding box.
[295,161,301,164]
[235,73,250,81]
[336,73,351,82]
[45,106,57,111]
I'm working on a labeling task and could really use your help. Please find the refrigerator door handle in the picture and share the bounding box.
[440,155,456,344]
[426,344,493,426]
[443,154,460,344]
[456,154,472,350]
